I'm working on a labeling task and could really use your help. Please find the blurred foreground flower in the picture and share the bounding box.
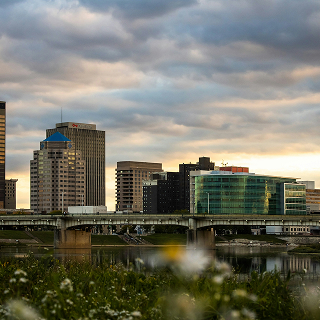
[157,247,210,274]
[163,292,203,320]
[60,278,73,292]
[6,299,39,320]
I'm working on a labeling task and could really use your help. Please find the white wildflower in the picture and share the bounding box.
[214,293,221,300]
[213,275,224,285]
[159,247,210,274]
[248,294,257,302]
[233,289,247,298]
[66,299,73,305]
[6,299,39,320]
[230,310,241,319]
[135,258,144,264]
[14,269,27,277]
[89,309,97,318]
[215,261,232,277]
[242,308,256,319]
[9,278,16,283]
[60,278,73,292]
[19,278,28,283]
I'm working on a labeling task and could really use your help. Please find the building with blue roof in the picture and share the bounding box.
[30,132,86,214]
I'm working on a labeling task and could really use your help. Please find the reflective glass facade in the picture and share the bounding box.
[195,173,306,215]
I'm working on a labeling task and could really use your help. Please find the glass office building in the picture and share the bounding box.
[194,172,306,215]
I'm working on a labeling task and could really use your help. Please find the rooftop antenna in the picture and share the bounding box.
[221,159,228,167]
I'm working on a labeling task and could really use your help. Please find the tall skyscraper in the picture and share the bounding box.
[30,132,86,214]
[46,122,105,206]
[116,161,162,212]
[0,102,5,209]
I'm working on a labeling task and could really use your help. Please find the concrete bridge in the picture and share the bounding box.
[1,213,319,248]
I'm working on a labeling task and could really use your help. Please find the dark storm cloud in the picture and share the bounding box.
[78,0,198,19]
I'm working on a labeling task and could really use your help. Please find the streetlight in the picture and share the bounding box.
[207,192,210,216]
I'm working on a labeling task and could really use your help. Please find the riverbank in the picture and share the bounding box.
[0,252,317,319]
[3,231,320,248]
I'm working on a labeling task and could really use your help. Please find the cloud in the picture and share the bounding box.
[78,0,198,20]
[1,0,320,209]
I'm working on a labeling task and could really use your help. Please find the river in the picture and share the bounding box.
[0,245,320,281]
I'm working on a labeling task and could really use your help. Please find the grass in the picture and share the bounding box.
[30,231,54,244]
[141,233,187,245]
[0,230,32,240]
[288,244,320,254]
[216,234,287,244]
[0,254,317,319]
[31,232,129,246]
[91,235,128,245]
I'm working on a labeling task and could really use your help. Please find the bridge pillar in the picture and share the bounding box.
[54,219,91,249]
[187,218,215,249]
[54,229,91,249]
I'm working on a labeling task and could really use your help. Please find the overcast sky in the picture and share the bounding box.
[2,0,320,209]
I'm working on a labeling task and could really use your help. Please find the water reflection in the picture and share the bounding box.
[0,246,320,279]
[217,246,320,279]
[54,249,92,262]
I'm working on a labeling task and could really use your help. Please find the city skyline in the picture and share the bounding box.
[2,1,320,209]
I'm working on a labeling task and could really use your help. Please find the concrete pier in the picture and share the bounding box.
[54,229,91,249]
[187,218,215,249]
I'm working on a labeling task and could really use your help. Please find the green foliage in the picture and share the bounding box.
[289,244,320,254]
[0,255,315,320]
[29,231,54,244]
[0,230,31,240]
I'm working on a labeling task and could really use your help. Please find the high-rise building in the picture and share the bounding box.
[5,179,18,209]
[179,157,216,211]
[116,161,162,212]
[46,122,105,206]
[0,102,5,209]
[30,132,86,214]
[143,172,180,214]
